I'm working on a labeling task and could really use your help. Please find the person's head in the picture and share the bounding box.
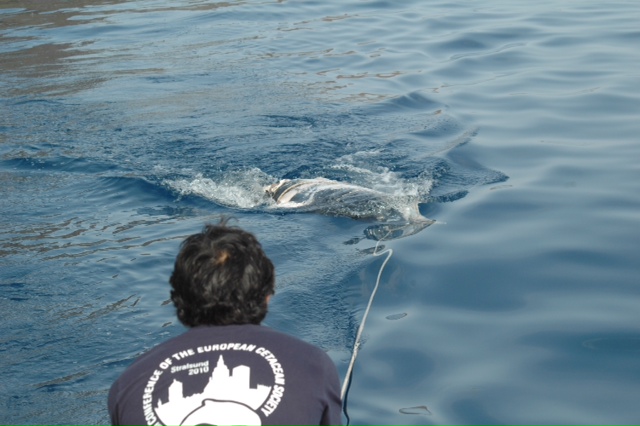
[169,219,275,327]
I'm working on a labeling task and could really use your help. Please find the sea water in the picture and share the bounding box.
[1,1,639,424]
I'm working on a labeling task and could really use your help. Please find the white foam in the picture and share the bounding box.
[165,165,432,223]
[165,169,273,209]
[330,161,432,203]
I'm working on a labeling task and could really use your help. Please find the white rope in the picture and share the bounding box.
[341,238,393,401]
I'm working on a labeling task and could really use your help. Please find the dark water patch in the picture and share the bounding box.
[426,145,508,202]
[520,331,640,379]
[265,222,372,350]
[399,405,431,415]
[582,336,640,353]
[437,36,488,53]
[385,312,407,321]
[421,261,528,312]
[427,189,469,204]
[372,90,442,111]
[451,398,505,426]
[87,175,176,205]
[1,155,118,173]
[363,347,434,389]
[34,370,92,391]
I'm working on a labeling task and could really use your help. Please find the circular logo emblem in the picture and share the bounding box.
[140,343,286,425]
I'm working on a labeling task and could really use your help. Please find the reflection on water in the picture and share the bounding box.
[0,0,242,96]
[399,405,431,415]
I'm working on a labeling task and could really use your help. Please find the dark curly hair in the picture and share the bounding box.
[169,220,275,327]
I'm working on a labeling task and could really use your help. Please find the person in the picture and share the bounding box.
[108,220,342,425]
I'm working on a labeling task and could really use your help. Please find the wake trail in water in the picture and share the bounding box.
[165,163,436,240]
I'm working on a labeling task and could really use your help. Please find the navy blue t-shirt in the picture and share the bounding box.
[108,324,342,425]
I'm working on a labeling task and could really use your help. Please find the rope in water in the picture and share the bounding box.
[341,237,394,421]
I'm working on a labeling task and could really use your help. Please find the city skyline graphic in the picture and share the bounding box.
[154,355,271,426]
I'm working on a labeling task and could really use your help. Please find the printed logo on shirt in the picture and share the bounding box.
[141,342,286,426]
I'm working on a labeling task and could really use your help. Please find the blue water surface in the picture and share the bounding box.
[1,1,639,424]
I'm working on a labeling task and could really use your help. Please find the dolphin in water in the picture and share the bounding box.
[265,177,434,240]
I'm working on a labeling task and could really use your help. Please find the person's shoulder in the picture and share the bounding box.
[253,324,312,344]
[112,327,206,379]
[255,325,332,359]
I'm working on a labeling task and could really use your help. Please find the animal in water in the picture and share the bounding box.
[265,177,434,240]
